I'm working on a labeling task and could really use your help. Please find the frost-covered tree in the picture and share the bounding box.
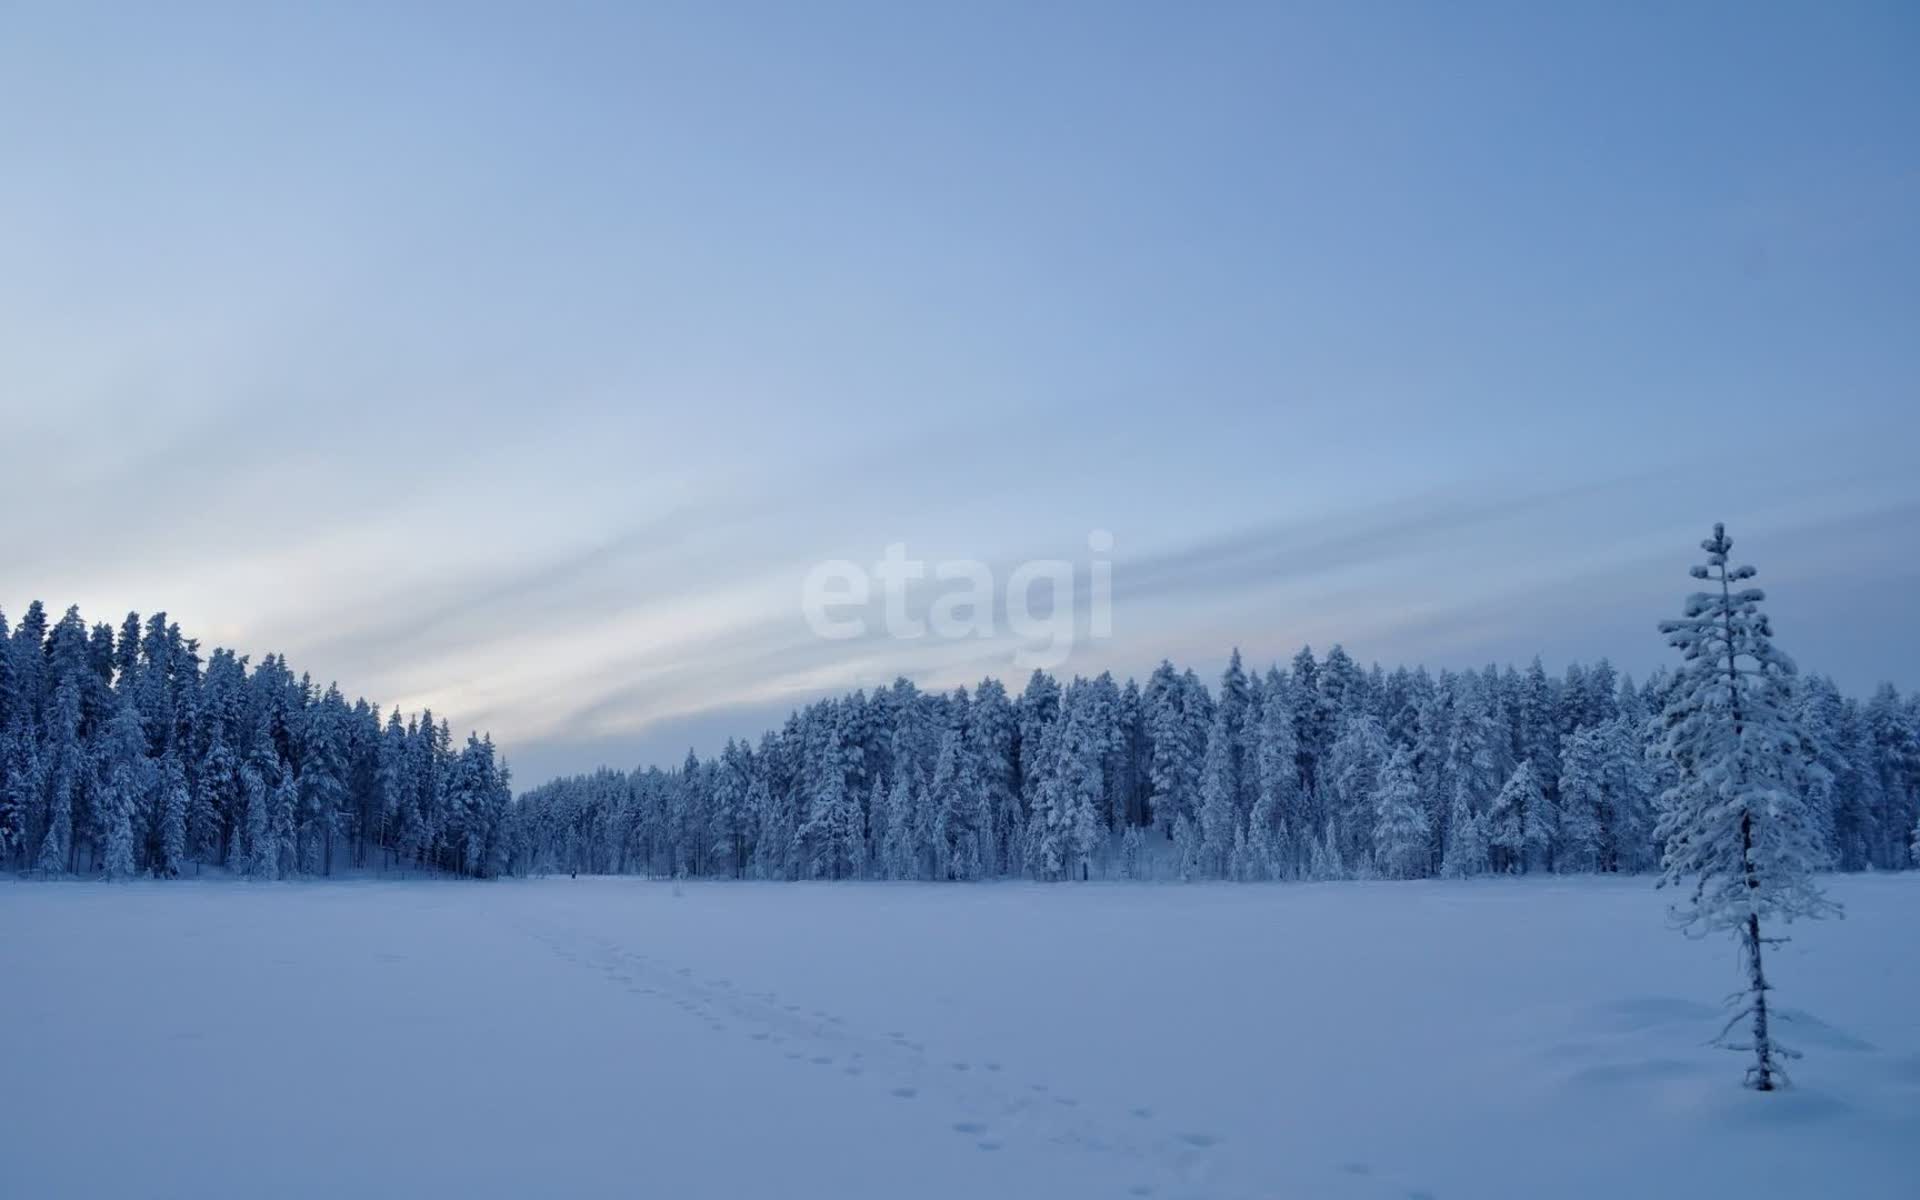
[1243,671,1300,880]
[928,725,982,881]
[96,699,148,880]
[754,723,800,880]
[967,678,1018,875]
[1443,674,1505,868]
[1023,682,1105,880]
[1438,797,1488,879]
[1655,524,1839,1091]
[1556,729,1611,873]
[1196,709,1239,877]
[879,768,919,881]
[11,737,46,872]
[1487,758,1552,874]
[1119,823,1145,880]
[1325,714,1389,871]
[1108,676,1148,830]
[1015,669,1059,839]
[37,677,84,875]
[1143,662,1200,844]
[800,720,863,880]
[157,754,190,878]
[1600,712,1658,873]
[1514,658,1562,808]
[1372,747,1430,879]
[1862,685,1919,869]
[240,728,278,880]
[1306,819,1348,881]
[1215,649,1253,816]
[708,738,753,878]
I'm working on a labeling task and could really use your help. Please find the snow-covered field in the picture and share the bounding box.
[2,875,1913,1200]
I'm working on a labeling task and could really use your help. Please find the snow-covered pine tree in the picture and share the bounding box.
[240,727,277,880]
[10,735,45,874]
[1243,670,1300,880]
[1793,676,1862,869]
[1215,649,1253,830]
[157,753,189,878]
[745,772,780,880]
[1109,676,1148,832]
[928,725,981,881]
[299,690,350,874]
[755,723,801,880]
[97,699,148,880]
[801,719,862,880]
[1307,818,1348,880]
[1487,758,1551,874]
[1119,822,1145,880]
[1372,746,1430,879]
[1655,524,1839,1091]
[1026,688,1098,882]
[1555,728,1610,872]
[1015,669,1059,846]
[708,738,753,878]
[1063,684,1105,878]
[1325,714,1389,872]
[1083,671,1123,845]
[1442,673,1504,873]
[1601,708,1658,873]
[375,709,408,868]
[271,769,299,880]
[188,730,229,871]
[1438,796,1488,878]
[967,678,1018,875]
[1515,657,1562,808]
[1289,647,1326,796]
[880,767,918,881]
[1196,709,1238,878]
[1862,685,1920,869]
[1142,661,1196,843]
[38,677,83,875]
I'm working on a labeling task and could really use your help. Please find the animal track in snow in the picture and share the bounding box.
[525,918,1424,1200]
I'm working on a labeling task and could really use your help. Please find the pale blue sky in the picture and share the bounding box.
[3,2,1916,783]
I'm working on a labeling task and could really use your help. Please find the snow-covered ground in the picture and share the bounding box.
[2,875,1913,1199]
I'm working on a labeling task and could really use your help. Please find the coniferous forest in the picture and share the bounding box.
[0,603,511,880]
[4,598,1914,885]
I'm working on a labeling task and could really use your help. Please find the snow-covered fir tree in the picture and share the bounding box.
[1654,524,1840,1091]
[1372,747,1430,880]
[1487,759,1551,874]
[1242,671,1300,880]
[1438,794,1489,879]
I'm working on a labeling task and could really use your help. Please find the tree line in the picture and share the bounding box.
[3,598,1915,884]
[0,603,512,879]
[516,647,1919,884]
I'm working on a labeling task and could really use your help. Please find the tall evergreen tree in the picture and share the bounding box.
[1372,747,1430,880]
[1655,524,1838,1091]
[1488,758,1552,874]
[96,699,149,880]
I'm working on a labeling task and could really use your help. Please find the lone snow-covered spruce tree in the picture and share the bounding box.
[1655,523,1839,1091]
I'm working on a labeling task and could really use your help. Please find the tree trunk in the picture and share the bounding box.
[1740,810,1776,1091]
[1745,910,1775,1090]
